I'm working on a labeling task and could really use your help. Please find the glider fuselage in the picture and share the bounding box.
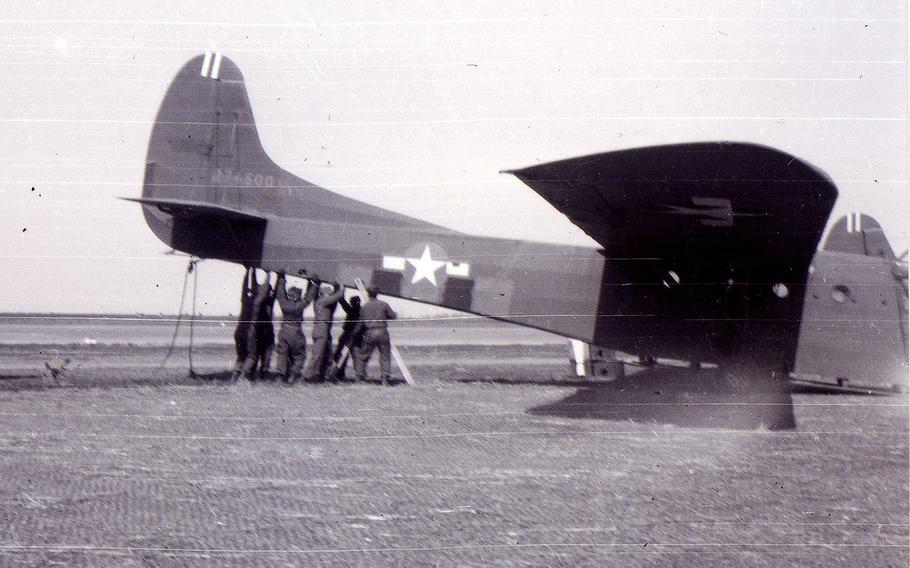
[133,54,908,389]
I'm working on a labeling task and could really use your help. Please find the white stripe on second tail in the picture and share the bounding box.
[211,52,223,80]
[200,50,213,77]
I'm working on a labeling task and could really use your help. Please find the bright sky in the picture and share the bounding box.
[1,1,906,315]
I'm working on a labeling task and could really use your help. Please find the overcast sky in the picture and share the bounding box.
[1,1,906,315]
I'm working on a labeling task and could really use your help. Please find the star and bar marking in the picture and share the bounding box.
[382,244,470,287]
[406,245,446,286]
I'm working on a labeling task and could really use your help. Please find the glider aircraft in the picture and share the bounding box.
[127,53,908,390]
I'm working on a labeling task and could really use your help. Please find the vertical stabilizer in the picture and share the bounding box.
[823,213,895,260]
[139,52,272,263]
[143,52,272,206]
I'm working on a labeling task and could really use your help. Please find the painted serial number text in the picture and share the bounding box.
[212,168,275,187]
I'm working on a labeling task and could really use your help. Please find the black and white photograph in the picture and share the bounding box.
[1,2,907,566]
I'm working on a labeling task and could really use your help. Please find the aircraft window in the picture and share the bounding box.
[662,270,681,288]
[831,285,851,303]
[772,283,789,298]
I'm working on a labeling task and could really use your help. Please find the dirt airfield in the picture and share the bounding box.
[0,319,906,567]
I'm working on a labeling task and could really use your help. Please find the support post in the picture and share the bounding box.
[568,341,625,381]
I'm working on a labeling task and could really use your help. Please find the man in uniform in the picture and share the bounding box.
[302,281,345,383]
[273,271,319,384]
[354,285,398,385]
[241,269,273,380]
[330,294,362,380]
[232,267,256,379]
[253,272,277,379]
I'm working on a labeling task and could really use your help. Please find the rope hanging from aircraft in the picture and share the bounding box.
[157,257,201,377]
[187,259,199,379]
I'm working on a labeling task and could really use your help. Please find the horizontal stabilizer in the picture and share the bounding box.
[121,197,266,222]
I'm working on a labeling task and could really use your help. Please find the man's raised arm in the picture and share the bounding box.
[252,270,271,307]
[240,267,252,302]
[302,276,320,308]
[324,282,345,306]
[275,272,291,310]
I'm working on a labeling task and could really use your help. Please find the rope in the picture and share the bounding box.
[188,260,199,378]
[157,259,193,371]
[157,258,200,375]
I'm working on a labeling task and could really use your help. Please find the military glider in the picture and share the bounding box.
[127,53,908,390]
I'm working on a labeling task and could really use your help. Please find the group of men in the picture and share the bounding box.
[232,268,398,385]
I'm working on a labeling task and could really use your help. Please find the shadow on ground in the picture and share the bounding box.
[0,372,41,381]
[528,367,797,431]
[0,367,407,392]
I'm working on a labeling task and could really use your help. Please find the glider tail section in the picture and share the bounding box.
[823,212,896,261]
[796,213,908,388]
[143,51,274,206]
[134,52,434,265]
[137,52,275,263]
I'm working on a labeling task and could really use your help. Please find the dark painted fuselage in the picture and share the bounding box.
[136,54,908,389]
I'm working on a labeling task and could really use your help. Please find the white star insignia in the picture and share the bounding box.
[407,245,446,286]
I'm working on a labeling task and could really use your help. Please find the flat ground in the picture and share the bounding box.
[0,319,906,567]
